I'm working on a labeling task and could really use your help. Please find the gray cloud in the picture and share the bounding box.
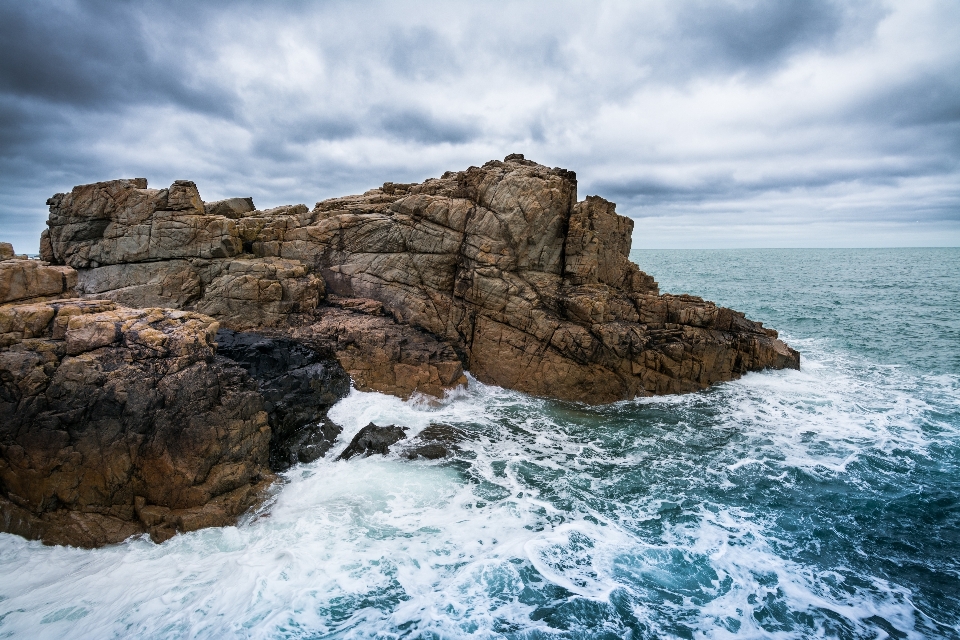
[378,108,479,144]
[0,1,228,115]
[675,0,847,71]
[1,0,958,252]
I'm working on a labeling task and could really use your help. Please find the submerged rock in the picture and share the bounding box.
[401,424,466,460]
[214,329,351,471]
[337,424,408,460]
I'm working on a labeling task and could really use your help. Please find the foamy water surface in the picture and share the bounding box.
[2,249,958,638]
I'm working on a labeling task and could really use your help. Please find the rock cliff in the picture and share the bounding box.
[0,295,274,546]
[0,254,348,547]
[41,154,798,403]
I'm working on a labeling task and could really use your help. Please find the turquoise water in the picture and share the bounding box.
[1,248,958,639]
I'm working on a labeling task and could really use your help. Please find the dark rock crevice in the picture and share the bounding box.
[213,329,351,472]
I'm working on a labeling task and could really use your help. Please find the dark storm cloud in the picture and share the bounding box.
[378,108,479,145]
[0,1,228,115]
[674,0,847,71]
[1,0,958,252]
[597,158,958,206]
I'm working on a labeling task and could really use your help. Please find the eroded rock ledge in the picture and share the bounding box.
[0,254,346,547]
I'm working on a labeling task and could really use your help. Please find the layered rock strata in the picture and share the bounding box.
[0,298,274,547]
[42,180,322,330]
[41,155,799,403]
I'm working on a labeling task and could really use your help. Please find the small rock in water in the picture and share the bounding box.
[337,423,408,460]
[402,423,466,460]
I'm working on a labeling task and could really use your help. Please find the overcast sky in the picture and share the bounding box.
[2,0,958,253]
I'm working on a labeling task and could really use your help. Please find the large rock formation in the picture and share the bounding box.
[0,154,802,548]
[41,155,798,403]
[0,297,275,547]
[42,180,322,330]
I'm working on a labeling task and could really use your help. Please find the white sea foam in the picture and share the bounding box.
[1,337,956,638]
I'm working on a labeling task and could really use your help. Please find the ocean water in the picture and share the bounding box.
[1,248,958,639]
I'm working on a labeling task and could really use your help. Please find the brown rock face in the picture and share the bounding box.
[1,254,78,305]
[43,180,321,330]
[0,299,274,547]
[286,301,468,400]
[43,155,798,403]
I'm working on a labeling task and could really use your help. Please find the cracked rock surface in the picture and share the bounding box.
[215,329,350,471]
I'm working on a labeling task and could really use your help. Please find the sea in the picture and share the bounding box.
[1,248,958,639]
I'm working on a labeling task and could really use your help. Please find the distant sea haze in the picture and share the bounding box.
[1,248,958,638]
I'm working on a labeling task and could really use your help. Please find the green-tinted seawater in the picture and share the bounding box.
[1,248,958,638]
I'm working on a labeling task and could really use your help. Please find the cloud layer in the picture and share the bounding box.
[2,0,958,252]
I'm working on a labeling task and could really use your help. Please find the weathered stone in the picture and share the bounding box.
[221,154,799,402]
[337,424,408,460]
[72,257,322,330]
[214,329,351,471]
[288,307,468,399]
[44,179,242,268]
[0,256,78,305]
[205,197,255,219]
[0,243,14,260]
[0,300,274,547]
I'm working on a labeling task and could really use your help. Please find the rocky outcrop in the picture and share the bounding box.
[214,329,351,471]
[229,154,799,401]
[42,155,799,404]
[0,243,17,260]
[337,424,408,460]
[0,248,352,547]
[0,155,804,548]
[0,299,274,547]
